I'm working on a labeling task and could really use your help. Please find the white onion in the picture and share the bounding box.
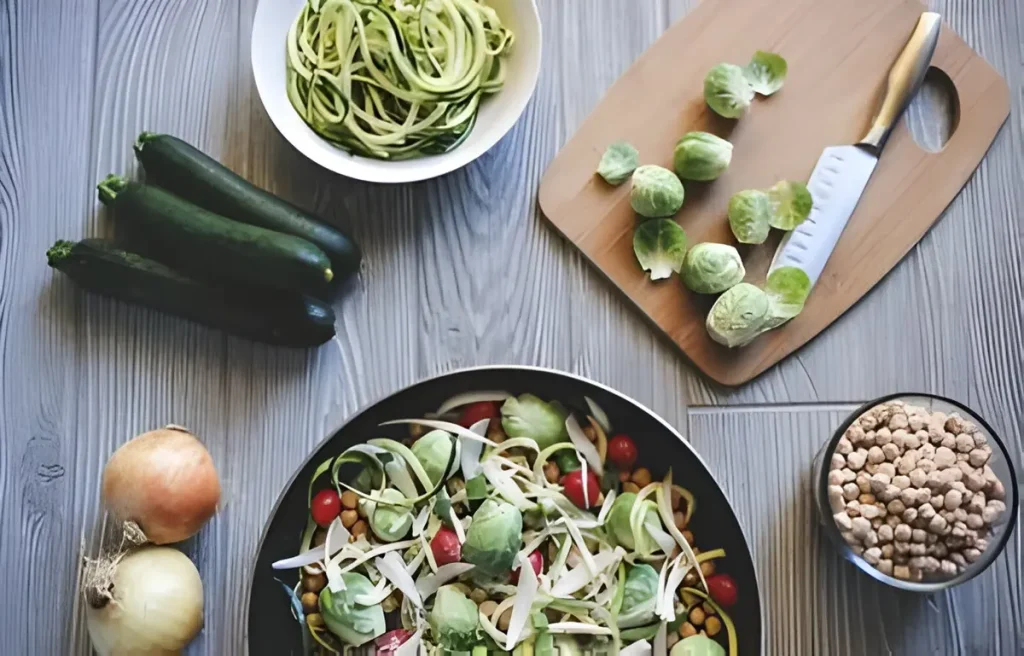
[84,546,203,656]
[505,552,540,649]
[566,415,604,476]
[620,639,652,656]
[435,390,511,416]
[101,426,220,544]
[584,396,612,434]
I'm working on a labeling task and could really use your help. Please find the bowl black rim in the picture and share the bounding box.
[815,392,1019,591]
[242,364,766,652]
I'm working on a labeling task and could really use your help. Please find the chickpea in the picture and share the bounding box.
[700,560,716,577]
[409,423,426,440]
[487,422,506,443]
[498,607,513,631]
[673,511,687,531]
[451,582,472,596]
[302,572,326,593]
[631,467,653,487]
[704,616,722,637]
[469,588,488,604]
[340,490,359,510]
[671,487,682,511]
[301,592,319,614]
[340,509,359,528]
[543,461,560,484]
[382,593,400,613]
[679,622,698,638]
[622,482,640,494]
[583,426,597,442]
[306,613,324,628]
[351,520,369,539]
[683,570,698,587]
[311,528,327,548]
[682,529,695,546]
[618,470,631,483]
[547,541,559,562]
[666,633,679,649]
[479,600,499,618]
[688,606,706,626]
[702,602,715,616]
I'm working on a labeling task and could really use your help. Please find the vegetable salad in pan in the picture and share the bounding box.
[273,393,741,655]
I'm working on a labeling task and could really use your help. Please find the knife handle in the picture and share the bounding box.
[859,12,942,151]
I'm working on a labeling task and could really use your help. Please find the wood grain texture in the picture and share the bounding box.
[0,0,1020,654]
[539,0,1010,386]
[687,407,1022,655]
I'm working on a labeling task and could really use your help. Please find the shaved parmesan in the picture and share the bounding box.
[653,623,667,656]
[550,549,620,597]
[405,545,426,575]
[420,534,438,573]
[581,456,591,508]
[620,639,652,656]
[482,459,534,510]
[566,415,604,476]
[584,396,612,434]
[336,539,419,576]
[353,577,392,606]
[547,622,614,635]
[657,472,707,592]
[460,419,489,480]
[436,391,511,416]
[377,551,423,608]
[553,504,598,576]
[449,506,466,543]
[416,562,476,599]
[271,545,325,570]
[505,554,540,649]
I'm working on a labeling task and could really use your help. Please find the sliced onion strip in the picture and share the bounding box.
[376,551,423,608]
[584,396,612,434]
[436,391,511,416]
[381,419,498,448]
[416,563,476,599]
[505,553,539,649]
[460,419,489,480]
[619,639,652,656]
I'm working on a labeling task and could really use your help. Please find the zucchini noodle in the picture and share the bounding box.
[285,0,514,160]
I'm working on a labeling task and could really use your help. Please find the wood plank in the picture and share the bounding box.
[539,0,1010,386]
[687,407,1022,655]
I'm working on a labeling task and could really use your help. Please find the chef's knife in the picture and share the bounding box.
[769,12,942,286]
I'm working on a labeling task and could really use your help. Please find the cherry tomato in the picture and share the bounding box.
[607,434,638,470]
[430,526,462,566]
[375,629,414,653]
[457,401,500,428]
[511,550,543,584]
[561,469,601,509]
[310,489,341,528]
[705,573,738,608]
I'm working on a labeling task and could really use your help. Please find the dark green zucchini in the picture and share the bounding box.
[47,239,335,347]
[134,132,361,280]
[98,175,333,297]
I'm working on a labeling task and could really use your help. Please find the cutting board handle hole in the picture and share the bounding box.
[906,67,960,153]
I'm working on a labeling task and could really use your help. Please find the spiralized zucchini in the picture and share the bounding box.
[285,0,515,160]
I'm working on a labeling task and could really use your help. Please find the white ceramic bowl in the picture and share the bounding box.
[251,0,542,184]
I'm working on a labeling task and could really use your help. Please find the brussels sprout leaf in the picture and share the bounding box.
[763,266,812,328]
[633,219,688,281]
[727,189,771,244]
[596,141,639,185]
[767,180,812,230]
[745,50,788,96]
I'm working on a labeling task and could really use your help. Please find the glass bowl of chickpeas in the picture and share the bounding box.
[814,393,1018,591]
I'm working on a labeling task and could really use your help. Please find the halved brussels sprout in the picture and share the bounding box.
[745,50,788,96]
[727,190,771,245]
[673,132,733,182]
[705,282,770,348]
[703,63,754,119]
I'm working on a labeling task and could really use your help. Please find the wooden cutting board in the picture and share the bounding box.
[538,0,1009,386]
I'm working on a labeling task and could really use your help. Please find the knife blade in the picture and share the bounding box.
[770,12,943,287]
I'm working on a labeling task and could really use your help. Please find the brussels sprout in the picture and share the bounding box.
[428,585,480,650]
[462,498,523,577]
[705,282,770,348]
[501,394,569,451]
[762,266,812,329]
[606,492,660,552]
[745,50,788,96]
[596,141,640,185]
[630,165,685,218]
[617,564,660,628]
[703,63,754,119]
[671,634,726,656]
[319,573,386,646]
[673,132,733,182]
[412,429,460,486]
[633,219,688,281]
[553,449,581,475]
[681,243,745,294]
[767,180,813,230]
[363,488,414,542]
[728,189,771,245]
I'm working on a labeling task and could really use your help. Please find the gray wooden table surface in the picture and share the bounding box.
[1,0,1021,654]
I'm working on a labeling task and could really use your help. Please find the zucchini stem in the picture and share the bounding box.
[46,240,74,266]
[133,131,159,155]
[97,174,129,205]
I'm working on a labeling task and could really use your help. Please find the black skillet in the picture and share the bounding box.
[244,366,764,654]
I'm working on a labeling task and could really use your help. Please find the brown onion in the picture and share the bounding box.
[102,425,220,544]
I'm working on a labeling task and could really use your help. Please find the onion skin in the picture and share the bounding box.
[102,426,221,544]
[85,546,204,655]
